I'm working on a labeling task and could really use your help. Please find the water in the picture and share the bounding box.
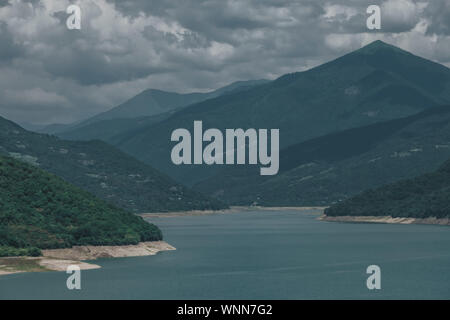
[1,209,449,299]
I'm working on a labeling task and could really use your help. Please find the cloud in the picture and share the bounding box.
[381,0,423,32]
[424,0,450,35]
[4,87,68,106]
[0,0,448,125]
[0,22,24,61]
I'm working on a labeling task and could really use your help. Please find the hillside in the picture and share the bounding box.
[48,79,269,139]
[111,41,450,184]
[0,116,226,213]
[194,105,450,206]
[324,158,450,219]
[0,155,162,257]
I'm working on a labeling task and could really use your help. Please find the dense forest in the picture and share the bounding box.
[325,158,450,218]
[0,155,162,257]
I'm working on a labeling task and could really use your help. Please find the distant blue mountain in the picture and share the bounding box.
[42,79,269,138]
[111,40,450,184]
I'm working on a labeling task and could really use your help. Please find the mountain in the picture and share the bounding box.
[194,105,450,206]
[324,157,450,219]
[58,113,174,145]
[85,89,209,124]
[111,41,450,184]
[82,79,270,124]
[0,155,162,257]
[211,79,271,96]
[16,121,47,132]
[38,122,81,135]
[0,116,226,213]
[45,79,269,137]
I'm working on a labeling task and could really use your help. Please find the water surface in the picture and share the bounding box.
[1,209,449,299]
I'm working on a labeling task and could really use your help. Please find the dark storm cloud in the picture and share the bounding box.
[109,0,325,42]
[0,22,23,61]
[0,0,448,125]
[37,26,172,86]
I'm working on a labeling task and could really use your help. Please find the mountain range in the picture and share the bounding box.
[97,40,450,185]
[22,40,450,209]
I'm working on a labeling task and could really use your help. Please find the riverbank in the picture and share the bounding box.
[140,206,326,218]
[0,241,175,276]
[319,215,450,226]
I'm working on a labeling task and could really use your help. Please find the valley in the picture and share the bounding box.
[2,0,450,302]
[2,40,449,269]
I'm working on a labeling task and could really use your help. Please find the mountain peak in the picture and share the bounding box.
[356,40,409,55]
[364,39,390,47]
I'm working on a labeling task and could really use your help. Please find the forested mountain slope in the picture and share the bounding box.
[0,155,162,257]
[325,158,450,219]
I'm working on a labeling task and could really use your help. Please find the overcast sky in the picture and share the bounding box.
[0,0,449,125]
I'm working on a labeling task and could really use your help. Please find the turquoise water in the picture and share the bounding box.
[1,209,449,299]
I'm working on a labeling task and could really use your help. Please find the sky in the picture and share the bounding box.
[0,0,449,125]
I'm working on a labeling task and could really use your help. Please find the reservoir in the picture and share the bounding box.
[0,209,449,299]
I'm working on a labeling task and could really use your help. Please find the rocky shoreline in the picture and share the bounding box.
[0,241,175,276]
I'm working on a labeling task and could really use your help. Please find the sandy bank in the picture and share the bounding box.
[42,241,175,260]
[140,206,326,218]
[319,215,450,226]
[0,241,175,276]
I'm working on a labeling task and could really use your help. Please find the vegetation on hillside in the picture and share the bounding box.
[0,155,162,257]
[325,158,450,218]
[0,116,226,213]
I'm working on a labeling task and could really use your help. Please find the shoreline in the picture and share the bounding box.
[140,206,449,227]
[0,241,175,276]
[319,215,450,226]
[139,206,327,218]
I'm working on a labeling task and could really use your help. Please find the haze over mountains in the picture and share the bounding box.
[43,79,269,137]
[90,80,270,122]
